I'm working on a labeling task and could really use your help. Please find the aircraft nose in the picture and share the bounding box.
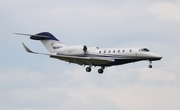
[151,53,163,60]
[157,55,163,60]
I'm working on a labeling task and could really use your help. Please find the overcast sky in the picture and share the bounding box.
[0,0,180,110]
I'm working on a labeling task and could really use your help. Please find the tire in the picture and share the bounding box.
[148,65,152,68]
[98,69,103,74]
[86,67,91,72]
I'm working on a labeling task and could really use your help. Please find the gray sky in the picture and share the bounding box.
[0,0,180,110]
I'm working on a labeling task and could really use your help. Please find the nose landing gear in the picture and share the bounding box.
[148,65,152,68]
[148,61,152,68]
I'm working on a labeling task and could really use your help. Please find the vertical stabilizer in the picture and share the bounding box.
[30,32,66,53]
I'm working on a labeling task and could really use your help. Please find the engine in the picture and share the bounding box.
[57,45,87,55]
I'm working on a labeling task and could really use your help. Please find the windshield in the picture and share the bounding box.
[140,48,150,52]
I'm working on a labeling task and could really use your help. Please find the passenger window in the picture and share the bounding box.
[108,50,111,53]
[113,50,115,53]
[104,50,106,53]
[130,49,132,52]
[123,50,125,52]
[99,51,101,53]
[118,50,120,53]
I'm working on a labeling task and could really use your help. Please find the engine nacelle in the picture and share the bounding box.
[57,45,87,55]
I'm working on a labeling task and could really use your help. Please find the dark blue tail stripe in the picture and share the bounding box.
[30,32,59,41]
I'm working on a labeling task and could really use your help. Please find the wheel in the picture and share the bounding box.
[98,69,103,74]
[148,65,152,68]
[86,67,91,72]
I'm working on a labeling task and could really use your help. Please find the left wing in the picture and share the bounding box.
[50,55,114,66]
[22,42,114,66]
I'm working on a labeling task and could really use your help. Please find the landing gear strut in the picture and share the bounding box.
[148,61,152,68]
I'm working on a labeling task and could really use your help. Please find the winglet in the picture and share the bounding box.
[22,42,38,54]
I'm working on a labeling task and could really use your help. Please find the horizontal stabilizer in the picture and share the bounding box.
[14,32,59,41]
[14,33,50,38]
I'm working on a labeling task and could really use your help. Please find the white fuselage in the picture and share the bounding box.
[18,32,163,74]
[54,46,162,67]
[56,46,161,60]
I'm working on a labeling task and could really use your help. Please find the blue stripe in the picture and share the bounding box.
[76,53,148,66]
[82,53,140,59]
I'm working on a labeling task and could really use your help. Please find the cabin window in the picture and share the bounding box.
[108,50,111,53]
[130,49,132,52]
[122,50,125,52]
[118,50,120,53]
[99,51,101,53]
[113,50,115,53]
[104,50,106,53]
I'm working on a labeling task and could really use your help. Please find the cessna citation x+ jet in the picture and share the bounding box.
[16,32,162,74]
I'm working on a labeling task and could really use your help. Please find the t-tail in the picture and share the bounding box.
[15,32,66,53]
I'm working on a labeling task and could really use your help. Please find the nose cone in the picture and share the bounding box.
[156,55,163,60]
[149,53,163,61]
[137,51,163,61]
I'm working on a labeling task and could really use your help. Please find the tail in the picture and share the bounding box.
[15,32,66,53]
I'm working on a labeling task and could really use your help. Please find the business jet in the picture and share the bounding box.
[15,32,162,74]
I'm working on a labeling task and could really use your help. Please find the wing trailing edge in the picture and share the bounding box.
[50,54,115,66]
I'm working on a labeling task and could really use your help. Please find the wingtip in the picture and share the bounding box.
[22,42,34,53]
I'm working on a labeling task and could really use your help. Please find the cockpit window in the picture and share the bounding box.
[140,48,150,52]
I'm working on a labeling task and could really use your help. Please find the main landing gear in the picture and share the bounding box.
[85,66,105,74]
[98,69,103,74]
[148,61,152,68]
[98,66,105,74]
